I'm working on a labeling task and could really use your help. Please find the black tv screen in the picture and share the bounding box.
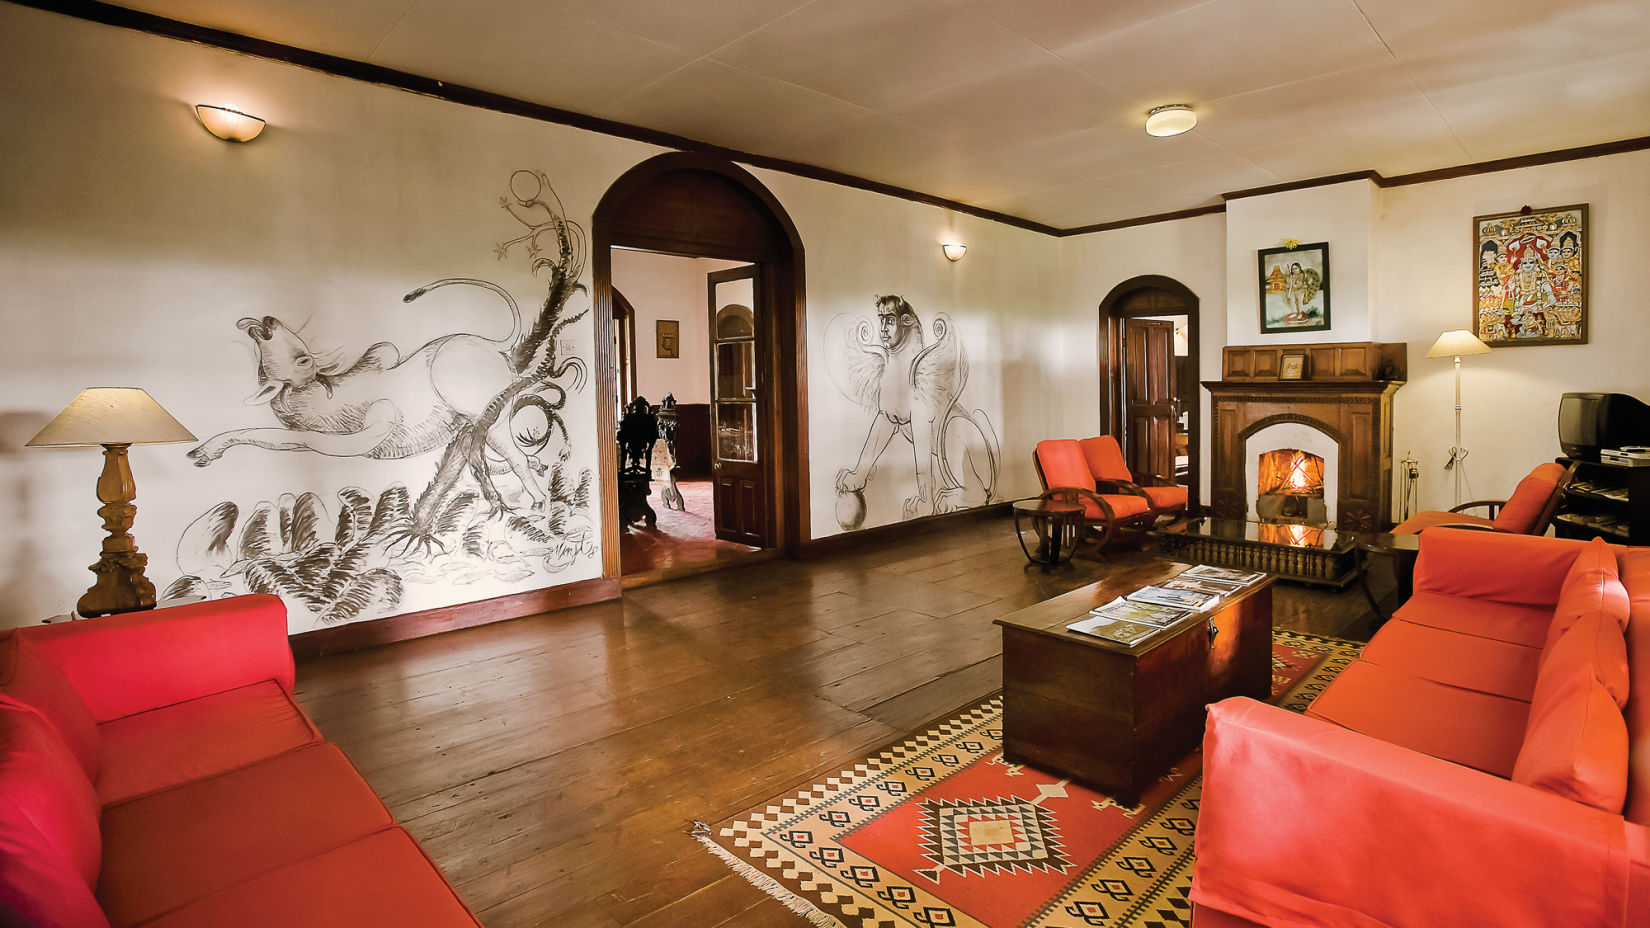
[1559,392,1650,458]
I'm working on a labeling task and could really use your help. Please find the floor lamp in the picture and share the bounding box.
[1425,330,1492,506]
[26,388,196,617]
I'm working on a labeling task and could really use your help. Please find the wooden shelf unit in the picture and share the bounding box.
[1554,456,1650,545]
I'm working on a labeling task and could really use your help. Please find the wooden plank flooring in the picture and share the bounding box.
[293,515,1386,927]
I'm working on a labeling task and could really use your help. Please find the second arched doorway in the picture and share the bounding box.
[1098,275,1201,512]
[592,153,809,579]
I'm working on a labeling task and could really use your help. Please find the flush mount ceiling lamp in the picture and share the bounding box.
[942,242,967,262]
[1144,104,1197,137]
[195,104,266,142]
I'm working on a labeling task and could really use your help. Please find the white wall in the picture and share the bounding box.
[1373,150,1650,514]
[1225,180,1378,344]
[610,249,743,405]
[1059,213,1228,503]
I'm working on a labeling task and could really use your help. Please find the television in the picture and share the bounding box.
[1558,392,1650,459]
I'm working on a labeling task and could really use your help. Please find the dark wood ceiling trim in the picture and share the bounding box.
[12,1,1650,239]
[1379,135,1650,187]
[10,0,1062,237]
[1221,171,1383,202]
[1058,204,1226,237]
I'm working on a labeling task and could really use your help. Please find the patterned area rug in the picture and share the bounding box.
[697,630,1361,928]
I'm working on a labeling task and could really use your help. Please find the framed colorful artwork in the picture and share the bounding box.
[1257,242,1330,334]
[656,319,679,358]
[1472,203,1588,346]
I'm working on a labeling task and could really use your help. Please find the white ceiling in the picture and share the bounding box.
[111,0,1650,229]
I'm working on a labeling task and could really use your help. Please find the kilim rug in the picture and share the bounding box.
[695,630,1361,928]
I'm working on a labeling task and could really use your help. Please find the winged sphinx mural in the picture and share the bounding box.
[166,169,596,626]
[826,295,1000,531]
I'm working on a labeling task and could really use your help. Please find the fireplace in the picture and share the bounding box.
[1255,448,1327,524]
[1205,341,1406,532]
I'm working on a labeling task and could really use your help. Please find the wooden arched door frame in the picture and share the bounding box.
[592,153,809,575]
[1098,274,1201,511]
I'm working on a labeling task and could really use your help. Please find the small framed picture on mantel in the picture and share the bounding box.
[1258,242,1330,334]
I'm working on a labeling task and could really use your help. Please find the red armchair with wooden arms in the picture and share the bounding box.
[1033,438,1157,548]
[1391,460,1576,535]
[1078,435,1188,518]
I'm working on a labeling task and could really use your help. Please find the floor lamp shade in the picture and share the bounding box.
[27,388,196,617]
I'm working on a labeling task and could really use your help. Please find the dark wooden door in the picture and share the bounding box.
[1123,318,1176,480]
[708,266,766,546]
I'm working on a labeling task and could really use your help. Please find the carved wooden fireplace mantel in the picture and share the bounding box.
[1205,341,1406,533]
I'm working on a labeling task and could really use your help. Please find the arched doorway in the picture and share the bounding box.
[592,153,808,577]
[1099,275,1201,511]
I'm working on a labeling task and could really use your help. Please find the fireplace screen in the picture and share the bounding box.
[1257,448,1325,498]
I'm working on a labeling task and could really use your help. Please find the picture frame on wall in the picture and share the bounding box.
[1257,242,1330,334]
[1279,353,1306,381]
[656,320,679,358]
[1472,203,1588,346]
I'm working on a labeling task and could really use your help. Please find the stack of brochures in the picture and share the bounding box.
[1064,565,1266,647]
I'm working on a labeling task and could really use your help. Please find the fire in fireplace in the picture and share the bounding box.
[1255,448,1327,525]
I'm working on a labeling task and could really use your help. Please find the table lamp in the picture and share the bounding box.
[1424,330,1492,506]
[26,388,196,617]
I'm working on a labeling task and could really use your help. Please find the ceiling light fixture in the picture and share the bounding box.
[1145,104,1196,137]
[195,104,266,142]
[942,242,967,262]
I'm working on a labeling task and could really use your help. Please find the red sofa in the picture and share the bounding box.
[1192,528,1650,927]
[0,595,483,928]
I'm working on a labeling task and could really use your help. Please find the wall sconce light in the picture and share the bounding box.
[195,104,266,142]
[1145,104,1196,137]
[942,242,967,262]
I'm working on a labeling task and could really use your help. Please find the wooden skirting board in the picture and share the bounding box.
[289,576,621,659]
[799,502,1013,559]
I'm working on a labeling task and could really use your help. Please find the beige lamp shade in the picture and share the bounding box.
[1425,329,1492,358]
[195,104,266,142]
[27,388,197,447]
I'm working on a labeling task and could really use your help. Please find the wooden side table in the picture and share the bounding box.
[1012,499,1084,570]
[1357,531,1422,626]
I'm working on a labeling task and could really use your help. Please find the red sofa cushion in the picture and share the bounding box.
[1390,509,1496,534]
[1492,462,1567,533]
[1392,591,1553,648]
[1142,485,1188,511]
[142,828,481,928]
[1547,537,1630,650]
[1410,528,1584,608]
[0,704,101,889]
[1304,660,1529,777]
[99,743,395,925]
[0,635,100,780]
[96,680,320,805]
[1084,493,1151,520]
[1034,439,1094,492]
[1513,617,1630,813]
[1619,549,1650,826]
[1077,436,1132,482]
[1358,619,1541,701]
[0,847,109,928]
[1540,605,1630,710]
[20,594,293,723]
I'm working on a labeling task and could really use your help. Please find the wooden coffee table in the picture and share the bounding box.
[993,563,1274,804]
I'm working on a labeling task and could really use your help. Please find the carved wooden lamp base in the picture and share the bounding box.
[25,388,195,619]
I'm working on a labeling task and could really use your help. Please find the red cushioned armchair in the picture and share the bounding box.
[1391,460,1576,535]
[1078,435,1188,518]
[1033,438,1159,548]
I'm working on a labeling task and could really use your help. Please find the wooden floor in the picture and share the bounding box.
[293,515,1388,927]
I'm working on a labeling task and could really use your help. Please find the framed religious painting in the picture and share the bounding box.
[1472,204,1588,346]
[1257,242,1330,334]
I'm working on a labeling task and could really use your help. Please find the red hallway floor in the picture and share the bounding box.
[618,478,761,576]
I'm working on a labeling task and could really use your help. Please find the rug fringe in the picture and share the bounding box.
[690,823,845,928]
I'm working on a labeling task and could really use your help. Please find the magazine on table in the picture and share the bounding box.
[1125,584,1220,611]
[1065,615,1166,647]
[1088,598,1192,627]
[1161,576,1243,597]
[1180,564,1267,585]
